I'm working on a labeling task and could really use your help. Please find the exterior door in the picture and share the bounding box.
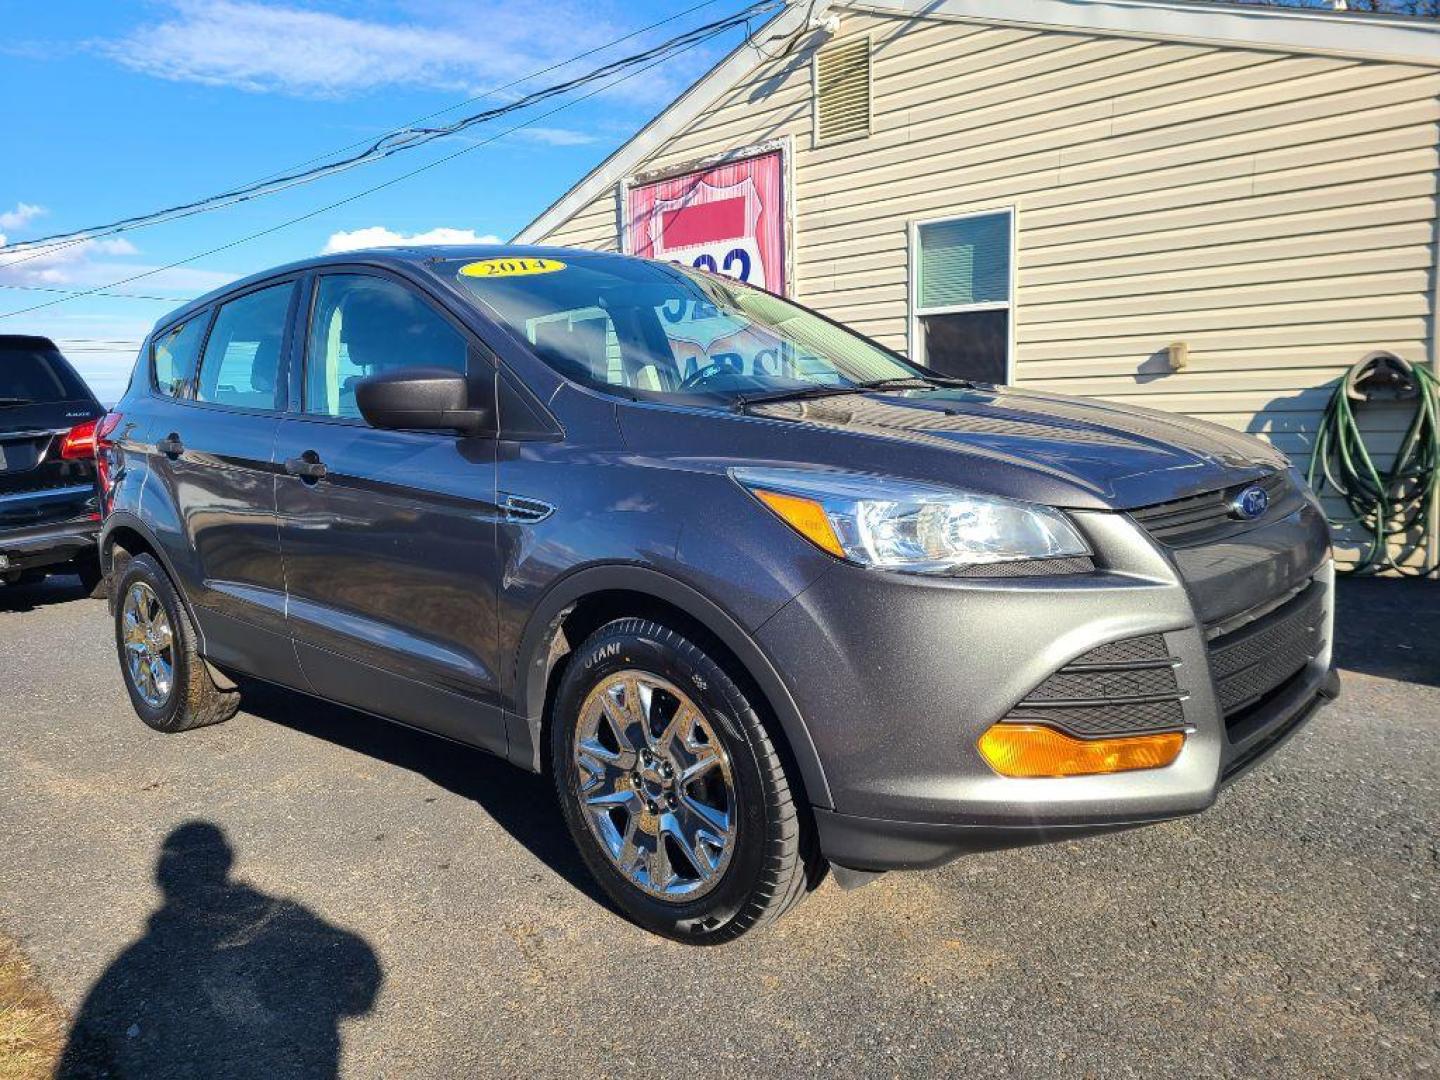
[143,280,302,682]
[275,271,506,754]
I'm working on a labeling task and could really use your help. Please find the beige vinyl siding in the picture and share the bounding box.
[535,8,1439,569]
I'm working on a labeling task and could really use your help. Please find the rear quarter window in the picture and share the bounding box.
[152,317,208,398]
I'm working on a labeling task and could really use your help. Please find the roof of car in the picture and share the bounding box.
[0,334,61,350]
[151,244,626,333]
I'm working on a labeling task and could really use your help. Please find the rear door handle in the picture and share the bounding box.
[156,434,184,458]
[283,453,327,482]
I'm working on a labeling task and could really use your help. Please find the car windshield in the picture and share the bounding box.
[446,255,928,405]
[0,339,92,406]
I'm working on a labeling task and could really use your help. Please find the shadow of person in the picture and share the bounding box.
[57,822,382,1080]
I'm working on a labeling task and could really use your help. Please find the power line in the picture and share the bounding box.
[0,282,193,303]
[3,1,773,264]
[0,16,756,323]
[0,0,732,273]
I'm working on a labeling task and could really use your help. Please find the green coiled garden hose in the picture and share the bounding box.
[1307,351,1439,577]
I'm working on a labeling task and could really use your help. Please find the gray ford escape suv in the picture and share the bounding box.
[100,246,1338,942]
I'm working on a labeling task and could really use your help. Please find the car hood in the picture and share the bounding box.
[618,385,1290,510]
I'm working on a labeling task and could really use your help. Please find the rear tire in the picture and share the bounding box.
[551,617,816,943]
[114,554,239,733]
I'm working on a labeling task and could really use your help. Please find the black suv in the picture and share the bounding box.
[100,247,1337,942]
[1,335,106,592]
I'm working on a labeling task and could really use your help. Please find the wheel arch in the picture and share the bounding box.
[101,512,174,583]
[101,512,210,657]
[512,564,833,810]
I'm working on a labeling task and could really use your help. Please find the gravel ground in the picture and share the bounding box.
[0,574,1435,1078]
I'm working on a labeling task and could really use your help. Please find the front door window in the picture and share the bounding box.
[304,274,468,419]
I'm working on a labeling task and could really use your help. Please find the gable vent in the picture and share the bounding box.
[815,37,870,143]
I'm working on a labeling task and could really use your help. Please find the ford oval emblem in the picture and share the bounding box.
[1231,484,1270,520]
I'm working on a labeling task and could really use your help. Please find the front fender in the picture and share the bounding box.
[508,562,834,810]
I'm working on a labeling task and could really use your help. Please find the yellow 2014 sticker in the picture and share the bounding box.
[459,257,566,279]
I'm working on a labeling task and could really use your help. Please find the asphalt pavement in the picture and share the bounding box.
[0,574,1436,1078]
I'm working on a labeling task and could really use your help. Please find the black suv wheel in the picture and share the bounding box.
[114,554,240,733]
[551,618,817,943]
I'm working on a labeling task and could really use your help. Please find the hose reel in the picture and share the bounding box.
[1307,351,1439,577]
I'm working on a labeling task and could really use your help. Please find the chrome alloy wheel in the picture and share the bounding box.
[572,671,737,901]
[121,581,175,709]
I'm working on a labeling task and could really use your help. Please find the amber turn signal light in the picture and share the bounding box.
[752,489,847,559]
[978,724,1184,778]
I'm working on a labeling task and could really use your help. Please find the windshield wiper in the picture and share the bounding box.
[0,397,34,407]
[733,376,962,412]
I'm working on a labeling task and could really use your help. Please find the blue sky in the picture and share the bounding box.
[0,0,757,401]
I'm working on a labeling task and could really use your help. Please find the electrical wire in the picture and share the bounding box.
[2,1,775,264]
[0,282,193,303]
[0,0,732,273]
[0,21,738,322]
[1307,353,1439,577]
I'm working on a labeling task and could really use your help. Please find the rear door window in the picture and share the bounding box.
[152,317,208,398]
[196,283,295,411]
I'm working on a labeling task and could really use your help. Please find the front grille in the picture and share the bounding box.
[1002,633,1186,738]
[1208,580,1326,724]
[1129,471,1293,547]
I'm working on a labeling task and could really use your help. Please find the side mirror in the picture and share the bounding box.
[355,367,492,435]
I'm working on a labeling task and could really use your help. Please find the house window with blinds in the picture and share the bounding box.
[911,210,1013,384]
[814,37,870,144]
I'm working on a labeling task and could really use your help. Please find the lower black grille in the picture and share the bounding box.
[1208,580,1326,723]
[1003,633,1185,737]
[952,555,1095,578]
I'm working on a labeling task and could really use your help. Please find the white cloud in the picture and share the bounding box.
[93,0,725,109]
[99,0,598,98]
[0,212,234,297]
[0,235,141,287]
[509,126,598,147]
[321,226,502,254]
[0,203,46,230]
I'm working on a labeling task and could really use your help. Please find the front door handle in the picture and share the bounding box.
[283,453,327,482]
[156,433,184,458]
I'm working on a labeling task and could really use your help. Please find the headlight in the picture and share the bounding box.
[732,467,1089,573]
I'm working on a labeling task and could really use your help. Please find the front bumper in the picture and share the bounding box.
[1,516,100,575]
[755,497,1337,872]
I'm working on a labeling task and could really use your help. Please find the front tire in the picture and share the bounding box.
[114,554,239,733]
[551,618,816,943]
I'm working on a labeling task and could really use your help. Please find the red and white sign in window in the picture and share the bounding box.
[625,150,787,294]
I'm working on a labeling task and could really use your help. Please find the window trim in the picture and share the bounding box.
[811,34,872,149]
[907,206,1017,385]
